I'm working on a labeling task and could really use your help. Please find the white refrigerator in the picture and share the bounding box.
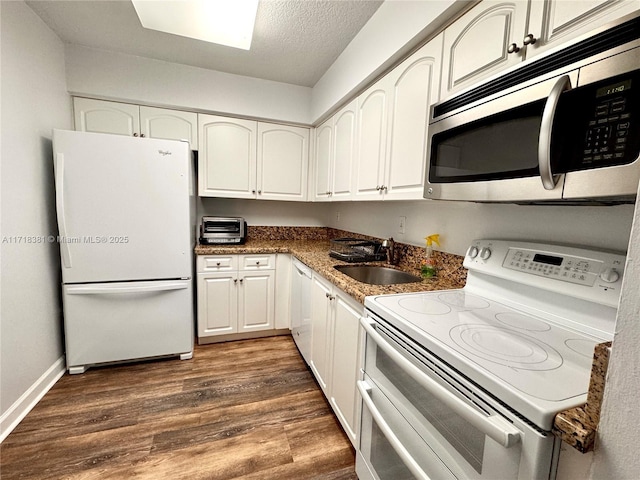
[53,129,194,374]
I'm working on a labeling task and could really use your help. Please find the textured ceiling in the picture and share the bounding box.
[26,0,383,87]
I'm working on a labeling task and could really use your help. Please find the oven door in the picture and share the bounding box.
[357,314,557,480]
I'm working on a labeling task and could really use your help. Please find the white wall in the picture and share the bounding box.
[0,0,71,440]
[198,198,330,227]
[65,44,312,125]
[310,0,467,123]
[326,200,634,255]
[589,188,640,479]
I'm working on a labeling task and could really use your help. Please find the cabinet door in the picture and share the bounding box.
[73,98,140,137]
[196,272,238,337]
[441,0,529,99]
[238,270,275,333]
[257,123,309,201]
[384,34,443,201]
[330,292,363,446]
[313,120,333,202]
[198,114,257,198]
[140,106,198,149]
[310,275,333,394]
[526,0,640,58]
[354,81,389,200]
[332,100,358,200]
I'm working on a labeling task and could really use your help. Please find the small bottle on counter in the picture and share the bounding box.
[421,234,440,279]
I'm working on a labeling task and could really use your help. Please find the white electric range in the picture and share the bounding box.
[357,239,625,480]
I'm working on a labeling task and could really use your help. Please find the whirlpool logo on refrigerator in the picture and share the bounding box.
[158,150,172,156]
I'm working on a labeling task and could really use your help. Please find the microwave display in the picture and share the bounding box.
[596,79,632,98]
[552,70,640,174]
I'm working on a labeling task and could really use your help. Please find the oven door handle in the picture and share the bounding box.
[539,74,571,190]
[361,317,522,449]
[357,380,433,480]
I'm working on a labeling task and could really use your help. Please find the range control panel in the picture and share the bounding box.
[503,248,606,286]
[464,239,626,308]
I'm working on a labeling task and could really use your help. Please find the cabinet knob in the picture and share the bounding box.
[133,133,139,137]
[252,190,256,194]
[382,185,387,192]
[376,185,381,191]
[256,261,260,265]
[507,43,521,54]
[523,33,537,46]
[140,133,146,138]
[239,278,244,284]
[325,191,331,195]
[234,279,238,283]
[216,262,221,266]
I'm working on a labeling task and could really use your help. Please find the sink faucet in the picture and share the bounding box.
[381,237,396,265]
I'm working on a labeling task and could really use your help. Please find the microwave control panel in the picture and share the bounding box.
[555,69,639,173]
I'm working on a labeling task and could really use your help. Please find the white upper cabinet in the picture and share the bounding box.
[526,0,640,57]
[441,0,639,100]
[313,119,334,202]
[199,115,310,201]
[257,123,309,201]
[331,100,358,200]
[198,114,257,199]
[441,1,529,99]
[74,98,140,137]
[354,34,443,201]
[139,106,197,148]
[74,98,198,149]
[354,82,389,200]
[384,35,442,200]
[312,100,358,201]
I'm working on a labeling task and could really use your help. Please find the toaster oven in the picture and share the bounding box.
[199,217,247,245]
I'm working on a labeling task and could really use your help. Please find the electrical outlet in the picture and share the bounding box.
[398,216,406,234]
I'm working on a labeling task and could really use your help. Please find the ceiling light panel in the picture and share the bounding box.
[132,0,259,50]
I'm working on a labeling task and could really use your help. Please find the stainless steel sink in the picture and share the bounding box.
[334,265,421,285]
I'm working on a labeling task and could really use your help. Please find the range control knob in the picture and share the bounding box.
[480,247,492,260]
[468,246,479,259]
[600,268,620,283]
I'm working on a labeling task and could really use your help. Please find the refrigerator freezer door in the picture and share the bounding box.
[63,280,194,372]
[53,130,192,283]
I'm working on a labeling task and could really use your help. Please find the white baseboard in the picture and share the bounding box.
[0,355,66,443]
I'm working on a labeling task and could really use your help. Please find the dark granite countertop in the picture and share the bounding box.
[195,239,466,303]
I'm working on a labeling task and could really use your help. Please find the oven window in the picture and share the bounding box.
[370,421,416,480]
[376,347,486,473]
[429,101,544,183]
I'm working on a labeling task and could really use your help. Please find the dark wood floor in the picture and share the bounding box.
[0,336,357,479]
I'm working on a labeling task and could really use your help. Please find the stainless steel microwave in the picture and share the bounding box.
[426,13,640,203]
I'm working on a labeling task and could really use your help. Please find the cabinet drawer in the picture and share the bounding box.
[241,254,275,270]
[197,255,238,272]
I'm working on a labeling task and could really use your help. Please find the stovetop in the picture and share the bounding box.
[364,239,625,430]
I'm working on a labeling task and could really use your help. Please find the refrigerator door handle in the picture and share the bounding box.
[55,153,72,268]
[66,281,189,295]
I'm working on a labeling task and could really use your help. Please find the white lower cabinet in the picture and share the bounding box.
[310,272,363,446]
[196,254,276,342]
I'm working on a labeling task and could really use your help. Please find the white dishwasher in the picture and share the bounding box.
[291,258,312,364]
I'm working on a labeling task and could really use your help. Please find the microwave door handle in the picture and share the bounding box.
[361,317,521,448]
[539,75,572,190]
